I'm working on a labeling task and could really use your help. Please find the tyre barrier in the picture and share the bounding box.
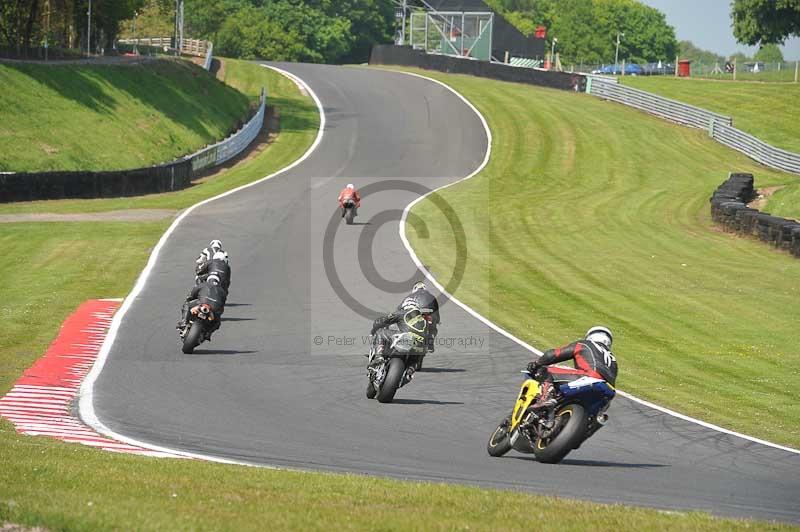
[710,172,800,257]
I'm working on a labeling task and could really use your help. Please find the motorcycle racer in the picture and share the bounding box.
[397,280,440,352]
[370,300,429,377]
[338,183,361,218]
[527,326,618,409]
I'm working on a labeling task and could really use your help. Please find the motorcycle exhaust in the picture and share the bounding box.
[597,413,609,426]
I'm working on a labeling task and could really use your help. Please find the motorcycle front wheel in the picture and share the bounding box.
[532,403,588,464]
[376,358,405,403]
[486,418,513,457]
[366,381,377,399]
[182,321,204,354]
[345,207,355,225]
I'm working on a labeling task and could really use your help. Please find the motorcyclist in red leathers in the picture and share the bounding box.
[338,183,361,218]
[527,326,618,408]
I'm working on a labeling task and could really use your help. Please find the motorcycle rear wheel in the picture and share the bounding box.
[376,358,405,403]
[486,418,513,457]
[182,321,203,354]
[532,403,587,464]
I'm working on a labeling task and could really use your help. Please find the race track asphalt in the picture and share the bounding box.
[88,63,800,523]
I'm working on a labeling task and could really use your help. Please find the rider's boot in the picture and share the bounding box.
[531,381,557,409]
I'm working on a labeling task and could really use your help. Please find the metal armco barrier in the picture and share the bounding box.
[203,42,214,71]
[587,78,800,175]
[370,45,586,92]
[188,88,266,172]
[1,87,266,203]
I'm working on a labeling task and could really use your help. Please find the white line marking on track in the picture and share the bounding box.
[77,64,327,466]
[392,68,800,456]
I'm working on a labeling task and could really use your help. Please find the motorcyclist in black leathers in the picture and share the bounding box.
[397,280,440,352]
[196,251,231,291]
[371,300,429,379]
[526,326,619,408]
[178,274,228,337]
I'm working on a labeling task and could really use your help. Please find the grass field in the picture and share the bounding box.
[0,60,319,215]
[405,70,800,448]
[1,62,797,530]
[0,59,250,172]
[621,76,800,154]
[765,183,800,220]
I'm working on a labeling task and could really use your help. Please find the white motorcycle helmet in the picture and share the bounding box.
[346,183,354,189]
[585,326,613,349]
[209,239,223,252]
[412,281,427,293]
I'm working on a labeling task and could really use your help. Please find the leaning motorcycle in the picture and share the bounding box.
[486,368,615,463]
[178,302,215,354]
[343,199,356,225]
[365,327,424,403]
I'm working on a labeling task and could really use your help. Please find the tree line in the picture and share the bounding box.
[1,0,142,54]
[117,0,396,64]
[486,0,798,65]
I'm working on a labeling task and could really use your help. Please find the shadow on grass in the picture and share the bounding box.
[4,60,252,141]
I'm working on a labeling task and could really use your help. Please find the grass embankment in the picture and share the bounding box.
[621,77,800,226]
[404,69,800,447]
[2,434,792,532]
[0,59,319,214]
[0,62,794,530]
[0,59,250,172]
[621,76,800,153]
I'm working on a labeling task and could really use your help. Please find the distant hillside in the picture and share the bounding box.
[0,59,250,172]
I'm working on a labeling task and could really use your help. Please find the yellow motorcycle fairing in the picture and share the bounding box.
[510,378,540,430]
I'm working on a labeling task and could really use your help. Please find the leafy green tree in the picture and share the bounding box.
[732,0,800,45]
[497,0,677,63]
[215,2,353,63]
[310,0,395,62]
[118,0,174,40]
[678,41,724,64]
[753,42,785,63]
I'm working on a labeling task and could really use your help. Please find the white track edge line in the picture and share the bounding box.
[77,64,326,466]
[392,68,800,457]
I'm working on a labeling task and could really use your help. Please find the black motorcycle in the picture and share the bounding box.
[343,199,356,225]
[178,302,215,354]
[365,327,425,403]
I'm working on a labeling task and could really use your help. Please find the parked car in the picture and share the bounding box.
[590,63,643,75]
[642,62,674,75]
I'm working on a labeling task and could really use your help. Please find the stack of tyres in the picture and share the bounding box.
[709,172,799,259]
[792,228,800,257]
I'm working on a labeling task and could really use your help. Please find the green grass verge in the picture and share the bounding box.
[401,68,800,448]
[0,63,795,530]
[620,76,800,153]
[764,183,800,220]
[0,59,250,172]
[689,68,798,83]
[1,433,793,531]
[0,59,319,214]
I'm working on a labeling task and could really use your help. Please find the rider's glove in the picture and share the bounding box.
[526,361,540,375]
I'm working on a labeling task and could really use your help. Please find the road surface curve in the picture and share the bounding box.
[87,63,800,522]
